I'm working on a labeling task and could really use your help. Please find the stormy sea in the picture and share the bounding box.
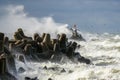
[6,28,120,80]
[1,5,120,80]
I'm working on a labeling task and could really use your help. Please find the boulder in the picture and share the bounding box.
[0,54,6,74]
[43,66,47,70]
[14,31,23,40]
[18,55,25,63]
[61,68,66,73]
[25,77,38,80]
[78,57,91,64]
[0,32,4,53]
[17,28,32,40]
[18,67,25,73]
[59,33,67,53]
[48,78,53,80]
[4,37,9,47]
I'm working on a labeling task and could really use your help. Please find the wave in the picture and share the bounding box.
[1,5,120,80]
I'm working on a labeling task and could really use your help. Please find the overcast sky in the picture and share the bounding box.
[0,0,120,34]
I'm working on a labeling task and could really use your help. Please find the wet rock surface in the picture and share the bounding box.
[0,28,90,80]
[18,67,25,73]
[25,77,38,80]
[61,68,66,73]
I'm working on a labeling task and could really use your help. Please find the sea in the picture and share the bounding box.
[8,27,120,80]
[1,4,120,80]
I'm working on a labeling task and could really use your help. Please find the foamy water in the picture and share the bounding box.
[1,5,120,80]
[15,32,120,80]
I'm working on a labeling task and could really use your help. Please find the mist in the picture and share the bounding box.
[0,5,71,38]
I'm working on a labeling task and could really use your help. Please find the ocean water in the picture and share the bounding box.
[1,4,120,80]
[14,31,120,80]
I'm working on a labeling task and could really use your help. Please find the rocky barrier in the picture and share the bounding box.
[0,28,91,80]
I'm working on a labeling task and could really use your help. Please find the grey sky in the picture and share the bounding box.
[0,0,120,34]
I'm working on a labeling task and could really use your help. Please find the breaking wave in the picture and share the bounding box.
[0,5,120,80]
[15,31,120,80]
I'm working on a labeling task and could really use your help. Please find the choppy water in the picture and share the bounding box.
[1,4,120,80]
[13,32,120,80]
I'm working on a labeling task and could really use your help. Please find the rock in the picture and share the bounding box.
[68,70,73,73]
[18,28,32,40]
[59,33,67,53]
[48,78,53,80]
[53,43,60,52]
[70,25,85,41]
[4,37,9,46]
[61,68,66,73]
[16,39,27,49]
[66,46,74,58]
[0,56,6,74]
[49,67,55,71]
[0,41,4,53]
[51,39,58,45]
[0,72,17,80]
[0,32,4,40]
[33,33,39,41]
[0,32,4,53]
[6,54,17,75]
[41,33,46,41]
[43,66,47,70]
[71,42,77,51]
[25,77,31,80]
[84,58,91,64]
[18,55,25,63]
[42,33,51,45]
[25,77,38,80]
[18,67,25,73]
[36,36,42,43]
[50,53,63,62]
[77,45,81,48]
[9,43,15,52]
[24,44,33,55]
[33,33,42,43]
[14,31,23,40]
[78,57,91,64]
[40,42,49,52]
[37,50,53,60]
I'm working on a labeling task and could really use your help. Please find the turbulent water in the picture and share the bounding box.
[1,5,120,80]
[12,31,120,80]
